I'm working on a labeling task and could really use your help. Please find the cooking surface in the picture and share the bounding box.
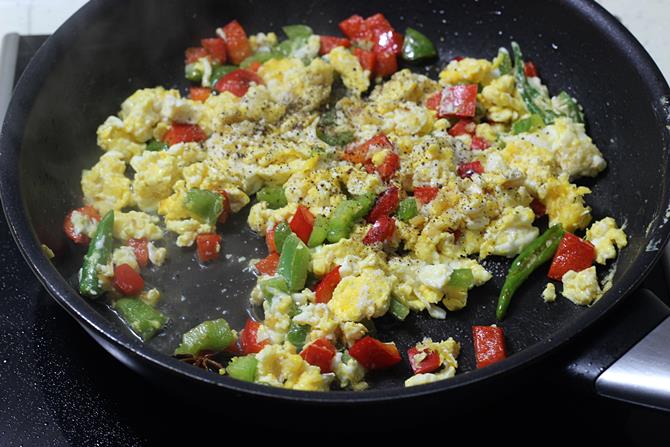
[1,34,670,443]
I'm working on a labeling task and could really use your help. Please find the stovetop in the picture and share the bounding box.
[1,35,670,445]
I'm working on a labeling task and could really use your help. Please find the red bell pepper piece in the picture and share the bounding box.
[448,119,476,137]
[365,13,403,56]
[319,35,351,55]
[407,346,442,374]
[185,47,208,64]
[113,264,144,296]
[376,152,400,182]
[349,336,402,370]
[247,60,262,72]
[214,69,263,97]
[221,20,252,65]
[451,56,465,62]
[300,338,337,372]
[374,51,398,78]
[530,197,546,217]
[473,325,507,368]
[240,319,268,354]
[255,252,280,276]
[471,136,491,150]
[425,91,442,111]
[216,190,231,224]
[266,223,278,254]
[127,238,149,268]
[314,266,341,304]
[343,133,392,165]
[438,84,479,118]
[63,205,100,245]
[289,205,315,244]
[189,86,211,102]
[547,233,596,280]
[457,161,484,179]
[339,15,372,41]
[413,186,440,204]
[201,37,227,64]
[363,215,396,245]
[353,47,376,74]
[367,186,399,223]
[524,61,538,77]
[163,123,207,146]
[196,233,221,263]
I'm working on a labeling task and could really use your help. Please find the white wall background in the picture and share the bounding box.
[0,0,668,77]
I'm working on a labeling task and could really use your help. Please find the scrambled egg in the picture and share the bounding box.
[561,267,602,305]
[328,269,394,322]
[542,283,557,303]
[585,217,628,264]
[255,343,329,391]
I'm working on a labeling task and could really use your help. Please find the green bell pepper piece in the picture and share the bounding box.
[397,198,418,222]
[448,269,474,290]
[389,298,410,321]
[79,210,114,297]
[511,114,545,134]
[316,109,355,147]
[273,222,292,253]
[145,138,168,152]
[256,185,288,209]
[277,233,311,292]
[401,27,437,61]
[326,195,375,243]
[114,298,167,341]
[259,276,289,298]
[282,24,313,39]
[210,64,238,86]
[185,62,204,82]
[174,319,236,356]
[286,321,310,351]
[184,189,223,226]
[226,355,258,382]
[307,215,329,247]
[496,224,564,320]
[240,50,281,68]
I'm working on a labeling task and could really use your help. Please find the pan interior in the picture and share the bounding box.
[8,0,670,392]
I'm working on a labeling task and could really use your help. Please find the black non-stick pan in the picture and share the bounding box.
[2,0,670,410]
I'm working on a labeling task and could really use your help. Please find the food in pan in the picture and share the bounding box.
[64,13,628,391]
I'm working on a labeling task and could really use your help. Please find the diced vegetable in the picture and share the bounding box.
[64,205,100,245]
[448,268,474,290]
[376,152,400,182]
[300,338,337,373]
[367,186,399,223]
[272,222,292,254]
[277,233,311,292]
[221,20,252,65]
[425,91,442,111]
[185,47,208,64]
[396,198,418,222]
[79,210,114,297]
[214,68,263,97]
[553,91,585,124]
[259,276,289,298]
[339,15,372,41]
[353,47,376,73]
[174,319,236,356]
[128,238,148,268]
[401,27,437,61]
[389,298,410,321]
[448,118,476,137]
[471,136,491,150]
[407,347,441,374]
[495,48,513,75]
[319,35,351,55]
[349,336,402,370]
[216,190,232,224]
[256,185,287,209]
[316,109,355,147]
[287,322,310,351]
[326,196,375,243]
[210,64,238,86]
[145,138,168,152]
[163,123,207,146]
[413,186,439,204]
[282,24,313,39]
[114,298,167,341]
[201,37,227,64]
[240,319,268,354]
[511,42,557,125]
[473,325,507,368]
[496,224,564,320]
[307,215,328,248]
[189,86,211,102]
[374,51,398,78]
[314,266,341,304]
[365,13,403,55]
[196,233,221,262]
[184,62,204,82]
[240,50,278,68]
[547,232,596,280]
[523,61,538,77]
[256,252,280,276]
[511,114,544,134]
[113,264,144,296]
[362,215,396,245]
[184,189,224,226]
[457,161,485,179]
[438,84,479,118]
[226,355,258,382]
[530,198,546,217]
[289,204,315,244]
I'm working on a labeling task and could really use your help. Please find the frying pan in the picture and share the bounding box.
[2,0,670,411]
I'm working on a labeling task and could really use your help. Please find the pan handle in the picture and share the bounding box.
[561,288,670,411]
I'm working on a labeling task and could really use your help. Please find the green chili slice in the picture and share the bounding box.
[79,210,114,297]
[174,319,236,356]
[401,27,437,61]
[553,91,584,124]
[114,298,167,341]
[496,224,565,320]
[495,48,513,75]
[511,42,557,125]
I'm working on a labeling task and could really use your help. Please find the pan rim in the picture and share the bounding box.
[1,0,670,404]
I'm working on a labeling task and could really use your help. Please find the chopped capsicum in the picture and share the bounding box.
[226,355,258,382]
[114,298,167,341]
[79,210,114,297]
[174,318,237,356]
[256,185,288,209]
[401,27,437,61]
[184,189,224,226]
[277,233,311,292]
